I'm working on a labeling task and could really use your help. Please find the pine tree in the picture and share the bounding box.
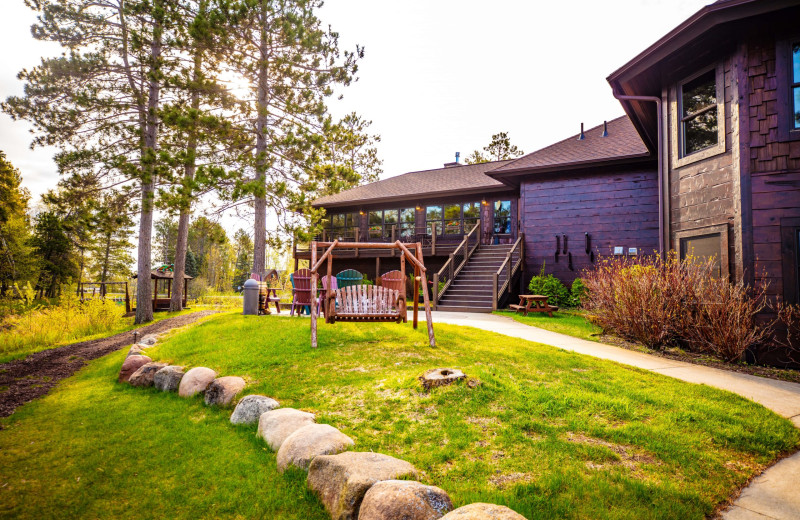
[224,0,362,275]
[465,132,524,164]
[3,0,180,323]
[0,151,35,294]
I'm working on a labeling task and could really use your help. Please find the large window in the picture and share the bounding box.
[368,209,398,240]
[493,200,511,235]
[426,206,442,235]
[680,69,719,156]
[399,208,415,239]
[329,213,358,239]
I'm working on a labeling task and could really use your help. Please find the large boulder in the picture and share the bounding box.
[204,376,246,407]
[118,355,152,383]
[128,362,168,387]
[230,395,279,425]
[440,504,527,520]
[257,408,316,451]
[307,451,418,520]
[178,367,217,397]
[154,366,185,392]
[276,424,354,472]
[359,480,453,520]
[139,334,158,346]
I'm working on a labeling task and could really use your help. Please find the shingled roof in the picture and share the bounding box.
[312,159,514,208]
[488,116,650,177]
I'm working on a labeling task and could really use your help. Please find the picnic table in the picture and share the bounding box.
[509,294,556,317]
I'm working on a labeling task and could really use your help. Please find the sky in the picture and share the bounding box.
[0,0,711,235]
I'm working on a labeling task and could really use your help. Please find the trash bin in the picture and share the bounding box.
[243,278,260,315]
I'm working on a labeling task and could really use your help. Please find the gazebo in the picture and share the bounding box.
[133,267,193,311]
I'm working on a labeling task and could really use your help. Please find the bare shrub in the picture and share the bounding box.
[773,302,800,365]
[582,252,770,362]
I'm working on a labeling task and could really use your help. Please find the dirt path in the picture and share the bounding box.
[0,310,217,419]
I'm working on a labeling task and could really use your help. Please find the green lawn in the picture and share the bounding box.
[495,309,602,341]
[0,313,797,520]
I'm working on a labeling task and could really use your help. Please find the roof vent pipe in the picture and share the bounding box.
[602,120,608,137]
[578,122,585,140]
[455,151,460,164]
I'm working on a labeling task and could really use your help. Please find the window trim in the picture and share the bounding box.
[675,224,730,279]
[328,212,359,240]
[493,199,512,236]
[781,217,800,305]
[776,37,800,142]
[670,63,726,168]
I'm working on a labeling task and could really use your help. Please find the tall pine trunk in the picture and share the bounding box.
[252,4,269,278]
[135,3,163,324]
[171,44,203,311]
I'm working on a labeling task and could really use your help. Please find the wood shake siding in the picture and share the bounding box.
[521,168,659,284]
[746,37,800,302]
[667,57,737,279]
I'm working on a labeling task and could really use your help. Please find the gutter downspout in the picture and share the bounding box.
[612,92,665,257]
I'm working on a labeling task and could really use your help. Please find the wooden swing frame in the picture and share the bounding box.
[309,240,436,348]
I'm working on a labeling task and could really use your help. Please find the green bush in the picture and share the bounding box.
[570,278,587,307]
[527,274,570,307]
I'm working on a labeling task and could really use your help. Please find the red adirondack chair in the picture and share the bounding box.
[380,270,407,323]
[291,269,313,316]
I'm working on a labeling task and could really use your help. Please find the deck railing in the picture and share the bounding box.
[432,222,481,308]
[492,234,524,311]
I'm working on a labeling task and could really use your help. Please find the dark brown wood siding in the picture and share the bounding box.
[745,35,800,303]
[520,166,659,285]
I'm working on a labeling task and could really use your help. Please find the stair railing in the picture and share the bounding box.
[432,222,481,308]
[492,234,525,311]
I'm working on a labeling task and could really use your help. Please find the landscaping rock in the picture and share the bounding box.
[359,480,453,520]
[154,365,185,392]
[128,362,168,387]
[257,408,316,451]
[139,334,158,346]
[440,503,527,519]
[118,355,152,383]
[127,345,146,357]
[420,368,466,391]
[178,367,217,397]
[276,424,354,472]
[204,376,246,407]
[307,451,419,520]
[230,395,279,424]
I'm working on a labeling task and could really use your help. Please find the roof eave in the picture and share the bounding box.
[311,184,515,209]
[487,152,653,180]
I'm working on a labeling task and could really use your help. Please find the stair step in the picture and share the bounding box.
[436,305,492,313]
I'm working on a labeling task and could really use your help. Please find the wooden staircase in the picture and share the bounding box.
[436,244,518,312]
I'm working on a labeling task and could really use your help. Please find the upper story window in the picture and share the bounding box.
[775,39,800,141]
[368,209,398,240]
[680,69,719,156]
[426,206,442,235]
[399,208,415,238]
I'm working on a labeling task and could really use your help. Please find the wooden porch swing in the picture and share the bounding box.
[309,240,436,348]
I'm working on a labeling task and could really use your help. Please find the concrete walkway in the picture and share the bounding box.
[431,311,800,520]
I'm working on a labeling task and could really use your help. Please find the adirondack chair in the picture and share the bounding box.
[260,271,282,315]
[380,270,407,323]
[290,270,313,316]
[336,269,363,289]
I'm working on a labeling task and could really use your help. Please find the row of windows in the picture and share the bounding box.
[326,201,513,239]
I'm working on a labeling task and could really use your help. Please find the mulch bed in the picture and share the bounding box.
[597,334,800,385]
[0,310,217,420]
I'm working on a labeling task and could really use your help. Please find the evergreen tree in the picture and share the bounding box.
[184,247,200,278]
[224,0,362,274]
[465,132,524,164]
[231,228,253,289]
[3,0,180,323]
[0,151,35,294]
[90,190,135,284]
[31,212,78,298]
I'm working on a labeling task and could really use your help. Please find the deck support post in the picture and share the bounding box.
[310,242,318,348]
[375,257,381,283]
[354,228,360,257]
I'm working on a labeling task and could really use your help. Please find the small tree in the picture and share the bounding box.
[466,132,524,164]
